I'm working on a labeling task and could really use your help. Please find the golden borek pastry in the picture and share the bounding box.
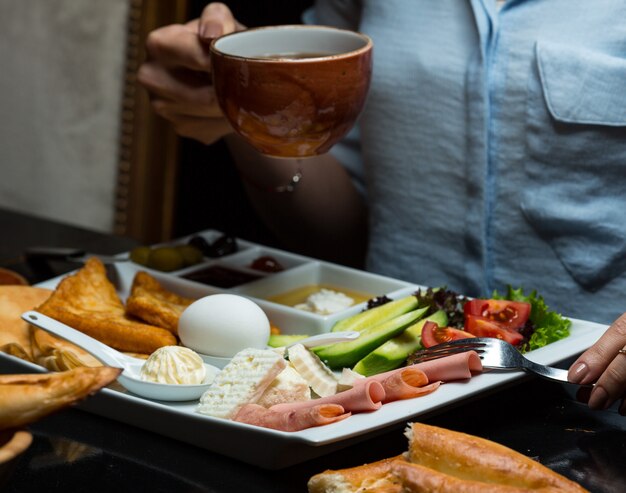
[30,326,101,371]
[0,285,52,361]
[125,271,194,334]
[0,267,28,286]
[36,258,176,354]
[0,366,121,431]
[0,285,104,370]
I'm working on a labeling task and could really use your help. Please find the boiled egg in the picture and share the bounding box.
[178,294,270,357]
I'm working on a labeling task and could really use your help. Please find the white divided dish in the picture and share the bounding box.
[0,230,609,469]
[233,261,414,335]
[175,245,308,289]
[135,229,257,277]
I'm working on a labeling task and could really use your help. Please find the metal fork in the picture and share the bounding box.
[411,337,573,384]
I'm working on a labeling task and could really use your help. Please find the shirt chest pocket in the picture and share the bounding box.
[526,41,626,166]
[521,42,626,290]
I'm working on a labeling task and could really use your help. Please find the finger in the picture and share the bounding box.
[568,312,626,385]
[138,63,221,116]
[587,353,626,410]
[145,24,211,71]
[184,18,199,30]
[167,114,233,145]
[152,97,224,119]
[198,2,244,42]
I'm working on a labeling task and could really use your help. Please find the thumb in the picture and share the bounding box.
[198,2,244,43]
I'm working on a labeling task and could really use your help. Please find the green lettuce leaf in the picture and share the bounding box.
[414,287,467,329]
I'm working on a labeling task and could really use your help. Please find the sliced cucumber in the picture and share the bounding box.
[330,295,418,333]
[267,334,309,348]
[314,307,428,369]
[352,310,448,376]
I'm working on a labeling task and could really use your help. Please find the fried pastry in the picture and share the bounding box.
[0,429,33,464]
[0,285,105,370]
[30,326,102,371]
[404,422,587,492]
[308,423,588,493]
[0,286,52,361]
[37,258,177,354]
[308,456,404,493]
[0,366,121,431]
[125,271,194,334]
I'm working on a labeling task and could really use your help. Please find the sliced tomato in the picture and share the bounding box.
[421,321,476,348]
[464,314,524,346]
[463,299,531,331]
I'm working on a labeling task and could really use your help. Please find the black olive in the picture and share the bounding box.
[365,295,392,310]
[187,236,213,256]
[209,234,238,257]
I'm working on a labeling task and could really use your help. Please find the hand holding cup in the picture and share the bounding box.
[139,3,373,158]
[137,3,244,145]
[210,25,373,158]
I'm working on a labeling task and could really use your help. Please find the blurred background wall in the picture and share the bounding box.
[0,0,129,232]
[0,0,313,246]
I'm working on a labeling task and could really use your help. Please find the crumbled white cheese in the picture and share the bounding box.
[287,343,338,397]
[336,367,366,391]
[256,365,311,407]
[294,289,354,315]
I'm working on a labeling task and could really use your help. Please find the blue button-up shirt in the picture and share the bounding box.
[310,0,626,324]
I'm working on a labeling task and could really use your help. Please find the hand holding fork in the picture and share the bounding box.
[411,337,579,385]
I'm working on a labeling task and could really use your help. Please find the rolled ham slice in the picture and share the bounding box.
[379,367,441,403]
[270,380,385,414]
[350,352,481,404]
[363,351,483,386]
[412,351,483,382]
[233,403,350,432]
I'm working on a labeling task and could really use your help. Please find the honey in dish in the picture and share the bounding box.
[268,284,372,308]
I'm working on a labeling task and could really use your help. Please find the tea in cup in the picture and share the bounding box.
[210,25,373,158]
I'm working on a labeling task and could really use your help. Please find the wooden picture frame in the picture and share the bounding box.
[113,0,189,243]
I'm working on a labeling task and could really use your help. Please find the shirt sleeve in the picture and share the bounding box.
[302,0,367,197]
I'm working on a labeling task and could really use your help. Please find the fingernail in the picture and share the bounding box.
[200,24,222,41]
[568,362,588,384]
[588,386,611,410]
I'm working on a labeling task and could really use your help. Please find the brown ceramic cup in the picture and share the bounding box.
[210,25,373,158]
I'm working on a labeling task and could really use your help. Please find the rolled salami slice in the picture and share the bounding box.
[234,403,350,432]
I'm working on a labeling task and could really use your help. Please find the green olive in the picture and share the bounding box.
[129,246,151,266]
[147,247,185,272]
[176,245,203,266]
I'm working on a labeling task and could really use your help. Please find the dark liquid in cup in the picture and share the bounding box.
[257,52,334,59]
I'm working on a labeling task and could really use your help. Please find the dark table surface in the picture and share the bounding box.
[1,207,625,493]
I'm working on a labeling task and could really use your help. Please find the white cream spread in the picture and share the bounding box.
[140,346,206,385]
[294,289,354,315]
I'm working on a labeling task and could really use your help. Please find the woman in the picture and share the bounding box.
[138,1,626,414]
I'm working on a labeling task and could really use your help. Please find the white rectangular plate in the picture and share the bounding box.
[0,233,608,469]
